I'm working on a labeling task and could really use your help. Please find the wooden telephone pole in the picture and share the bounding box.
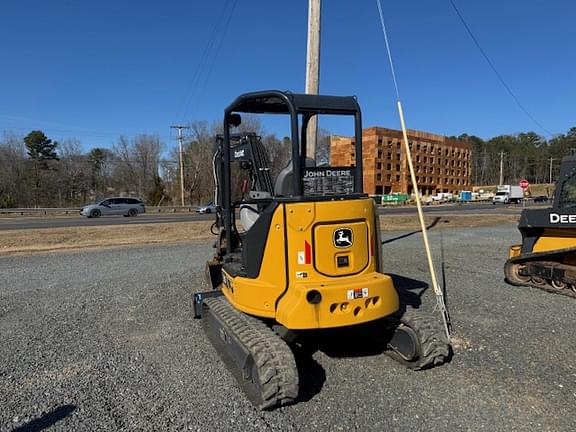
[305,0,321,161]
[170,125,190,206]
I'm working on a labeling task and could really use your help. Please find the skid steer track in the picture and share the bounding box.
[202,297,299,410]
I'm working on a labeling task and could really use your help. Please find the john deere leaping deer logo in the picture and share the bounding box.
[333,228,353,248]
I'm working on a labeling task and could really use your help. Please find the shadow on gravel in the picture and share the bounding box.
[292,345,326,403]
[293,275,436,361]
[381,216,443,245]
[11,404,76,432]
[389,273,429,308]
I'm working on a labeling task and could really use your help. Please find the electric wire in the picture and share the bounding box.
[448,0,552,136]
[176,0,233,121]
[375,0,400,101]
[193,0,239,118]
[177,0,237,122]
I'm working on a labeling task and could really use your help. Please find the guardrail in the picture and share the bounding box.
[0,206,200,216]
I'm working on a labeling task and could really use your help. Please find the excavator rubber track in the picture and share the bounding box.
[385,307,451,370]
[201,296,299,410]
[504,249,576,299]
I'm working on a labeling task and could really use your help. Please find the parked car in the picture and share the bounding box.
[196,203,216,214]
[80,197,145,218]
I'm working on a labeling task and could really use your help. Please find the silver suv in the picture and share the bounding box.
[80,197,145,218]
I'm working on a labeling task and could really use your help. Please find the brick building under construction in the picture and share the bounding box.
[330,127,472,196]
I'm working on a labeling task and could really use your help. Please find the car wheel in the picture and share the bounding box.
[205,209,211,214]
[128,208,138,217]
[90,209,101,218]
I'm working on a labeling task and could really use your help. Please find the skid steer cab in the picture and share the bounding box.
[505,155,576,298]
[194,90,449,410]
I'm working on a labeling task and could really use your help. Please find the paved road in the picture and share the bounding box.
[0,203,530,231]
[1,224,573,431]
[0,213,213,231]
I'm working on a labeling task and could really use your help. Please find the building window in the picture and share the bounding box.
[377,173,382,181]
[395,164,400,171]
[377,150,382,158]
[377,162,382,169]
[396,153,401,161]
[396,175,400,181]
[378,138,382,145]
[386,174,391,181]
[387,163,391,170]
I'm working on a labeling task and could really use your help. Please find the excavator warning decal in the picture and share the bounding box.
[347,288,369,300]
[297,241,312,265]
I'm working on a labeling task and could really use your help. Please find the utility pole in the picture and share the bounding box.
[305,0,321,161]
[549,157,554,184]
[170,125,190,206]
[499,151,505,185]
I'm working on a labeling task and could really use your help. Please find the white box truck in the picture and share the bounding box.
[493,185,523,204]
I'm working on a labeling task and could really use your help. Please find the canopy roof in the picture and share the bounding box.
[225,90,360,116]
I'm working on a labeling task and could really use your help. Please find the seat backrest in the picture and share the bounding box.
[273,158,316,197]
[239,204,260,231]
[274,161,294,197]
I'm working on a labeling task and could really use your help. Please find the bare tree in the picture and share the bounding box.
[57,138,90,205]
[113,134,162,200]
[0,132,28,207]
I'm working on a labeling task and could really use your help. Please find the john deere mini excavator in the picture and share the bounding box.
[505,156,576,298]
[194,90,449,409]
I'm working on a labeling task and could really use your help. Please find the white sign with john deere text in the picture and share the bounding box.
[549,213,576,224]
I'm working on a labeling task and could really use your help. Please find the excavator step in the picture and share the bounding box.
[201,296,299,410]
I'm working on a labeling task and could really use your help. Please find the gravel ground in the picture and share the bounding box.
[1,225,575,431]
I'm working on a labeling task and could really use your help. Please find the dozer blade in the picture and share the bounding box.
[201,296,299,410]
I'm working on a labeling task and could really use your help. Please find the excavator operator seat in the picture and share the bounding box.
[239,204,260,231]
[273,158,316,198]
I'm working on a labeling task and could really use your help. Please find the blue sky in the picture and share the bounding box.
[1,0,574,152]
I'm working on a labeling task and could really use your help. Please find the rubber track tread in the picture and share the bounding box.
[391,307,450,370]
[203,297,298,410]
[504,259,576,299]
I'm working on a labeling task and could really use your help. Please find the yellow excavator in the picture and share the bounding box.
[505,156,576,298]
[194,90,450,409]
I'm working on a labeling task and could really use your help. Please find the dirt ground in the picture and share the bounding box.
[0,214,519,256]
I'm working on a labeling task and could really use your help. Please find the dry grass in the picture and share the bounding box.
[0,221,214,256]
[0,214,519,256]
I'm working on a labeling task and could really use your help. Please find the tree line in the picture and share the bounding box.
[456,127,576,186]
[1,123,575,208]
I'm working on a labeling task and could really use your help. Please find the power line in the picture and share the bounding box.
[448,0,551,136]
[193,0,238,117]
[176,0,236,121]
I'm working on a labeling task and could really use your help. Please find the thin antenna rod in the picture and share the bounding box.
[375,0,451,340]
